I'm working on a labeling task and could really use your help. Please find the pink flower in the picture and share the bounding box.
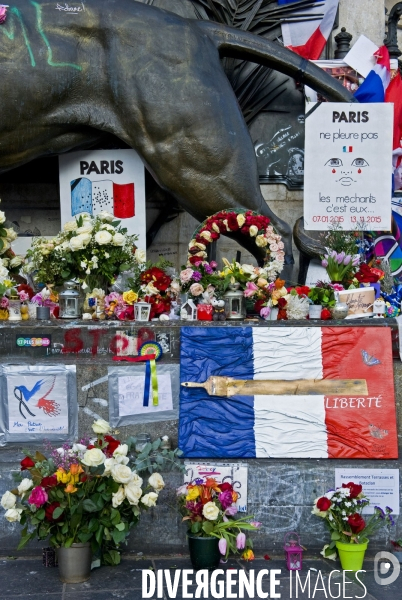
[218,490,234,510]
[224,505,238,516]
[209,261,218,269]
[28,486,48,508]
[189,283,204,296]
[0,297,9,308]
[0,5,7,24]
[260,306,271,318]
[219,538,227,555]
[250,521,262,528]
[236,532,246,549]
[18,291,30,301]
[180,268,194,283]
[244,282,258,298]
[321,259,328,268]
[330,283,344,292]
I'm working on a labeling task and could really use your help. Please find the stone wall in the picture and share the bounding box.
[0,321,400,557]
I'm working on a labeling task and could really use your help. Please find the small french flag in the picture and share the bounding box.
[354,46,390,103]
[343,146,353,153]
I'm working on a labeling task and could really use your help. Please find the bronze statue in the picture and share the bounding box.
[0,1,354,267]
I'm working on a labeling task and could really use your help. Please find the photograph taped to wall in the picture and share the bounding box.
[0,364,78,444]
[108,364,179,426]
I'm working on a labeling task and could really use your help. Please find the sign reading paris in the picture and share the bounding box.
[304,102,393,231]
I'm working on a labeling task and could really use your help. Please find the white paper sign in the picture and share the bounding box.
[184,462,248,512]
[335,468,400,514]
[118,373,173,416]
[8,374,69,434]
[343,35,379,78]
[59,150,146,251]
[304,103,393,231]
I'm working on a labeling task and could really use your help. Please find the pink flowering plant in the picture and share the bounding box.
[179,261,222,300]
[177,478,260,561]
[321,251,360,283]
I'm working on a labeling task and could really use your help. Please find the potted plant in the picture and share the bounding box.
[0,419,182,582]
[312,481,394,571]
[177,478,260,569]
[308,284,336,319]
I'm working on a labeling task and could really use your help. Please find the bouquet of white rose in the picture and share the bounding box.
[26,212,138,290]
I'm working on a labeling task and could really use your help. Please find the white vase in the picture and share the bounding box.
[267,307,279,321]
[309,305,322,319]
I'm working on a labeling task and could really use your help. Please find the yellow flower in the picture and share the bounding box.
[237,213,246,227]
[222,258,231,268]
[123,290,138,305]
[3,280,12,288]
[56,468,70,484]
[242,549,255,561]
[65,483,78,494]
[185,486,200,501]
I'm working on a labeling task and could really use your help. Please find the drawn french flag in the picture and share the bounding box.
[354,46,390,103]
[70,178,135,218]
[281,0,339,60]
[179,327,397,459]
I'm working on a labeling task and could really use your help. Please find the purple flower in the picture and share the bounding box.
[218,538,227,555]
[186,501,203,516]
[321,259,328,268]
[194,478,204,485]
[343,255,352,266]
[250,521,262,528]
[192,271,202,282]
[236,532,246,550]
[204,264,213,274]
[224,505,238,516]
[352,256,360,267]
[219,490,234,510]
[337,252,345,264]
[260,306,271,318]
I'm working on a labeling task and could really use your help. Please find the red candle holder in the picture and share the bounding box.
[197,304,213,321]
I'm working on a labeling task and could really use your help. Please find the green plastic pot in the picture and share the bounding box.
[335,539,368,572]
[187,534,221,570]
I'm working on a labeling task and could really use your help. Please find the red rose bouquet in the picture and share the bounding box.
[177,478,260,560]
[312,482,394,559]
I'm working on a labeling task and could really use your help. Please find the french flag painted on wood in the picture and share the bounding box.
[179,327,397,459]
[281,0,339,60]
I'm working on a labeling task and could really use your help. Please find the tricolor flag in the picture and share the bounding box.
[354,46,390,103]
[343,146,353,153]
[281,0,339,60]
[70,177,135,219]
[179,327,397,459]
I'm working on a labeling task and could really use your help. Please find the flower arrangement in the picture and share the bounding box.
[321,251,360,284]
[26,212,138,291]
[179,261,221,301]
[0,419,183,565]
[187,210,285,282]
[0,204,25,297]
[312,481,394,559]
[177,478,260,560]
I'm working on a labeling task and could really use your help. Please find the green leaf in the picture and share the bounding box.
[64,537,74,548]
[17,533,34,551]
[191,521,202,534]
[95,525,104,546]
[83,499,98,513]
[202,521,214,535]
[36,508,45,521]
[119,263,131,273]
[111,528,127,545]
[115,523,125,532]
[331,532,341,541]
[53,507,64,520]
[78,532,93,543]
[61,270,71,279]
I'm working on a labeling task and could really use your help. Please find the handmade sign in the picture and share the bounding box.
[337,287,375,318]
[179,327,397,459]
[304,102,393,231]
[0,364,78,444]
[59,149,146,250]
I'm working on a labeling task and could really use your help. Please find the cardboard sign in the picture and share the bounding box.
[304,102,393,231]
[335,469,400,514]
[59,149,146,251]
[338,287,375,318]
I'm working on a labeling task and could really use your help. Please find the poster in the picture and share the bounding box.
[335,469,400,514]
[179,327,398,459]
[118,373,173,416]
[304,102,393,231]
[59,150,146,251]
[184,463,248,513]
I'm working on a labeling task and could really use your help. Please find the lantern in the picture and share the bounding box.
[134,302,151,321]
[180,299,197,320]
[223,284,246,320]
[284,532,304,571]
[8,295,22,321]
[59,280,83,319]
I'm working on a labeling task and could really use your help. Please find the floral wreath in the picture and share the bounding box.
[186,209,285,281]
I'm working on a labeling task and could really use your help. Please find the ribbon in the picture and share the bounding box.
[113,341,163,407]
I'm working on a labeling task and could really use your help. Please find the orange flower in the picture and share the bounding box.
[275,278,285,289]
[205,478,221,492]
[242,549,255,561]
[199,486,212,505]
[65,483,78,494]
[69,464,83,476]
[232,491,239,502]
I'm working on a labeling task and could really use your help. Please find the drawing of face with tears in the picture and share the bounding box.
[325,155,369,186]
